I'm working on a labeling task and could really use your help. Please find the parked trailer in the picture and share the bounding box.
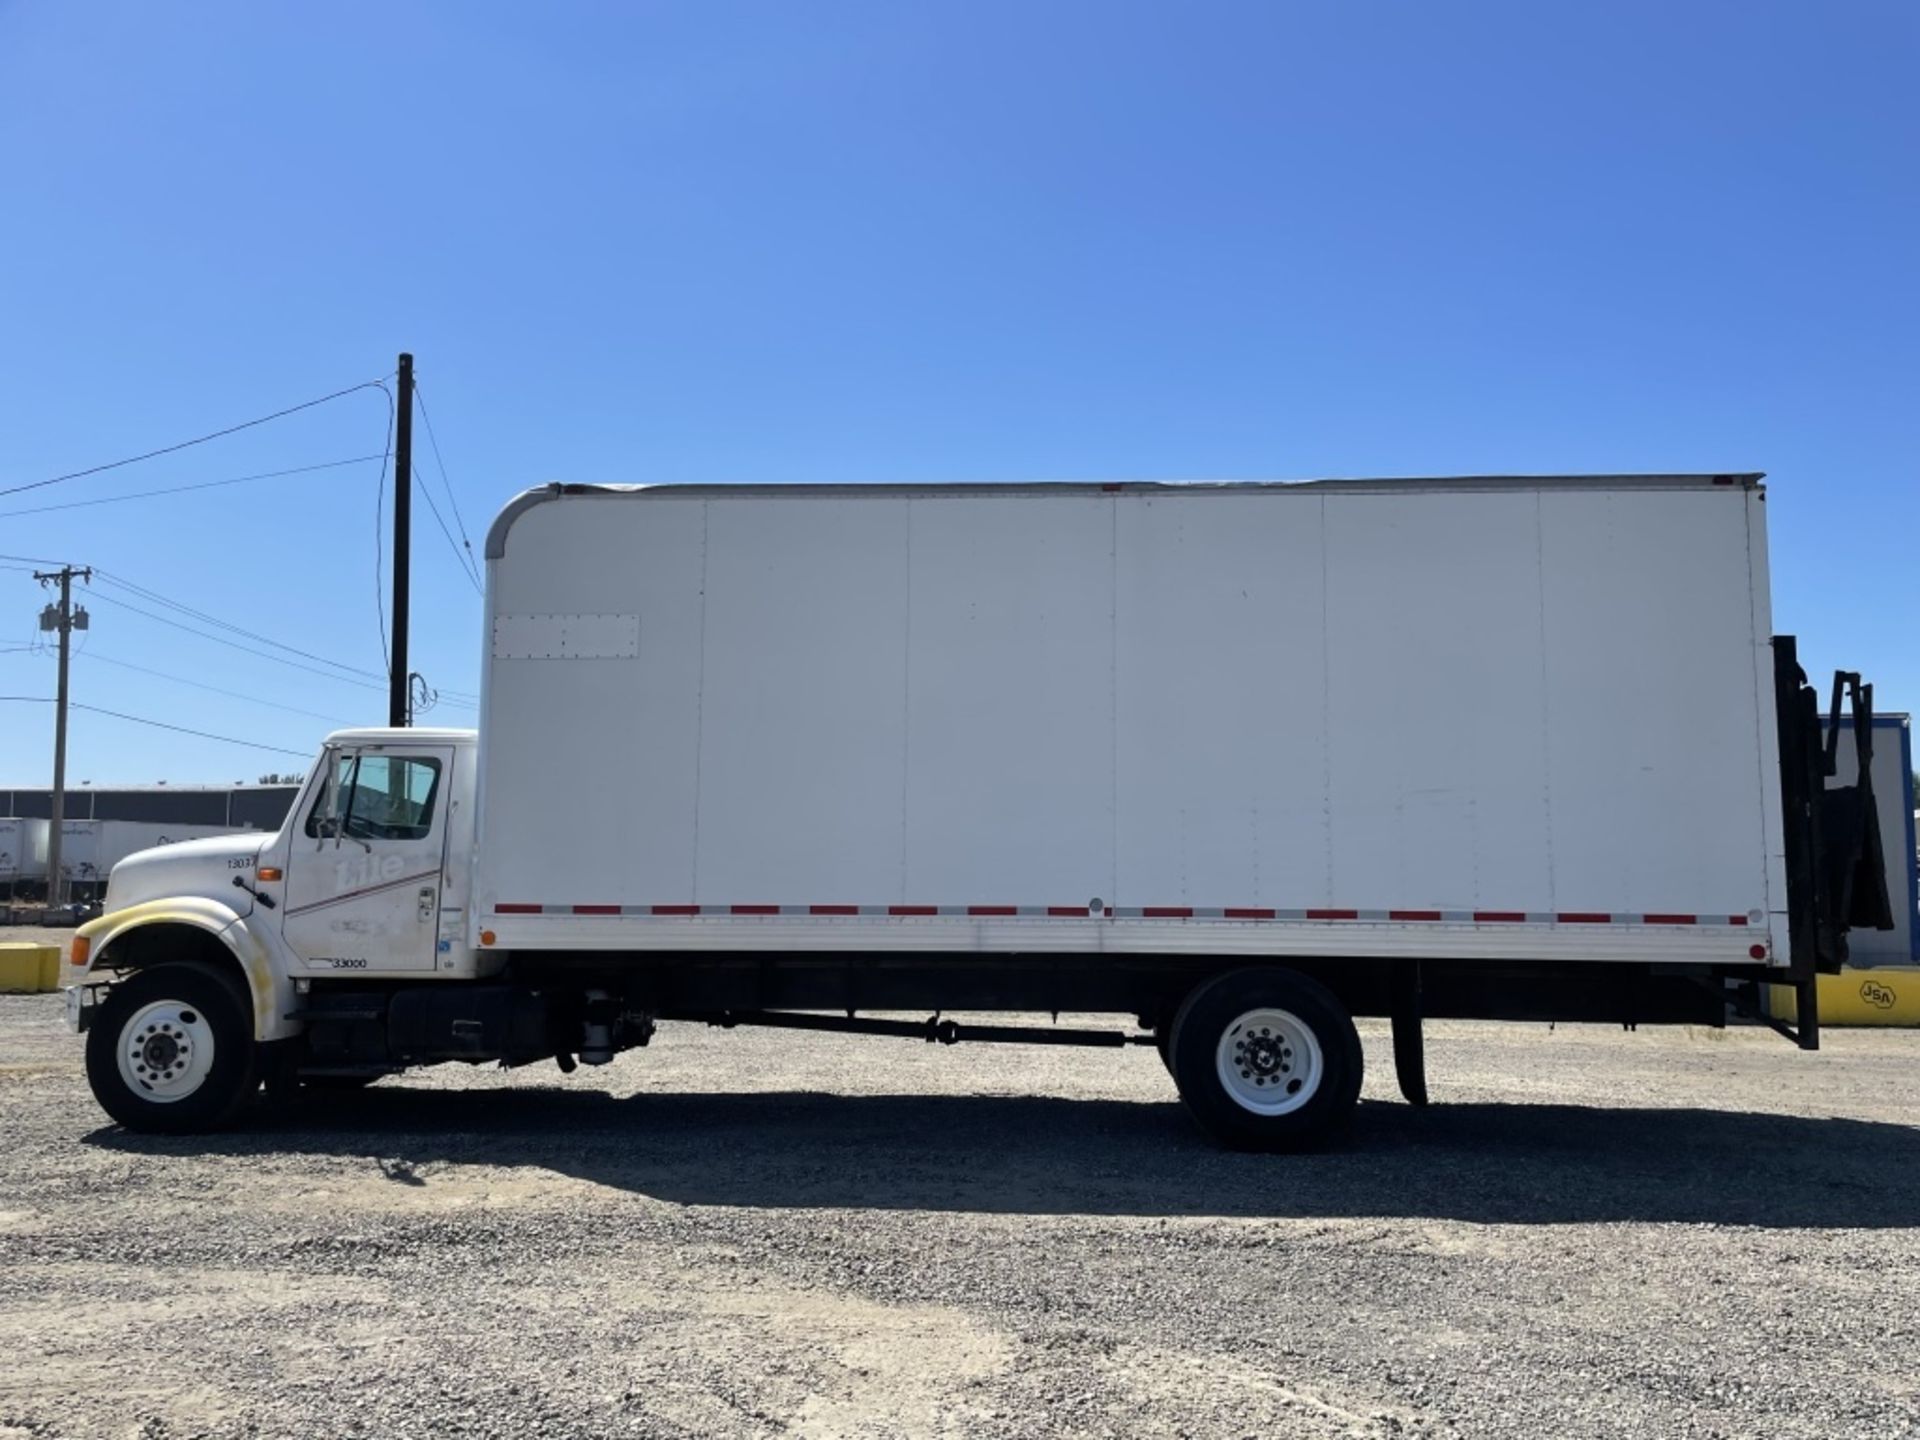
[55,821,249,900]
[0,818,49,882]
[64,476,1892,1146]
[1819,715,1916,967]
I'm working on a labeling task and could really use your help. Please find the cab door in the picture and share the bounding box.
[283,744,456,975]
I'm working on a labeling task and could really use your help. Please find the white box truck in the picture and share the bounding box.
[63,475,1894,1147]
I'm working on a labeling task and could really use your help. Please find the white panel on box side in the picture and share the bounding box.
[905,495,1114,905]
[481,496,706,903]
[1538,490,1770,913]
[1113,493,1329,908]
[696,498,910,902]
[1323,491,1554,911]
[478,480,1780,964]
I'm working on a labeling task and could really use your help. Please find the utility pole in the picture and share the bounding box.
[390,351,414,727]
[34,566,90,909]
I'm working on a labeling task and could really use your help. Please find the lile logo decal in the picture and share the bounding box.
[1858,979,1898,1011]
[334,853,406,892]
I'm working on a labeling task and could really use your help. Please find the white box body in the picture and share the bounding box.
[476,478,1786,969]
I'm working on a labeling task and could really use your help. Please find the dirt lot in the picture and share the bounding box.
[2,945,1917,1439]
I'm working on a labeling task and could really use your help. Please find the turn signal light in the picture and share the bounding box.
[479,929,497,947]
[256,867,283,882]
[69,936,90,967]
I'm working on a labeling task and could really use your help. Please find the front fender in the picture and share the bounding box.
[72,898,299,1043]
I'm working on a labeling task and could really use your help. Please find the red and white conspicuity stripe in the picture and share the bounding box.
[491,902,1757,926]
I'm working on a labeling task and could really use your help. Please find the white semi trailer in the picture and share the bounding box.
[0,818,49,884]
[63,475,1893,1147]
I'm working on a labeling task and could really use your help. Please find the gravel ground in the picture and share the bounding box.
[2,941,1917,1439]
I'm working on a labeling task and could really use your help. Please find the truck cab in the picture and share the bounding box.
[66,728,479,1129]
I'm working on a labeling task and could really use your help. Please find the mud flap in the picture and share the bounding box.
[1391,959,1429,1107]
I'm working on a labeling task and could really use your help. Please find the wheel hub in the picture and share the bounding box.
[116,1001,216,1103]
[139,1029,185,1073]
[1215,1007,1323,1116]
[1234,1028,1294,1083]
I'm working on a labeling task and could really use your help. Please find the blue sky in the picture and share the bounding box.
[1,1,1913,783]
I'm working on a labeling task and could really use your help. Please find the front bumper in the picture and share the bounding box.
[64,983,101,1035]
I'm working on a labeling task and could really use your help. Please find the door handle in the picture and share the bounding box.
[418,887,436,922]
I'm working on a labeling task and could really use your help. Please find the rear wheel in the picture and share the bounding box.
[1168,967,1362,1151]
[85,964,259,1134]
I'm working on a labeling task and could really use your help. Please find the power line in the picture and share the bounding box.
[74,702,313,757]
[84,591,392,693]
[0,696,312,757]
[0,455,383,520]
[373,383,394,677]
[0,376,392,502]
[413,382,484,590]
[90,571,387,682]
[416,467,482,595]
[77,651,362,726]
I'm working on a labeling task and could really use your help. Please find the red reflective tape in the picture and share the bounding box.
[1643,913,1697,926]
[1143,906,1193,918]
[967,905,1017,916]
[1307,908,1358,921]
[1389,909,1443,922]
[1728,916,1750,927]
[731,904,780,915]
[889,904,937,916]
[651,904,699,915]
[809,904,859,915]
[1047,905,1089,917]
[1557,912,1611,924]
[1224,907,1276,920]
[495,903,541,915]
[572,904,620,916]
[1474,911,1527,923]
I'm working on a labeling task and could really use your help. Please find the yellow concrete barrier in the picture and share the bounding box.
[1768,967,1920,1027]
[0,942,62,994]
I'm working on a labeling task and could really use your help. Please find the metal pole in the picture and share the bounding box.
[35,565,89,910]
[390,352,414,727]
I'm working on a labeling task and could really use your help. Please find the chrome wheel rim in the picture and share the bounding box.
[116,999,216,1103]
[1215,1007,1322,1116]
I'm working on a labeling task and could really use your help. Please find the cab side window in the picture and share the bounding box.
[304,755,442,842]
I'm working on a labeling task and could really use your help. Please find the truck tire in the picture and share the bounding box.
[85,963,259,1134]
[1167,967,1362,1151]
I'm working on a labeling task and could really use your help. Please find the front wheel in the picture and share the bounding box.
[85,964,259,1133]
[1167,967,1363,1151]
